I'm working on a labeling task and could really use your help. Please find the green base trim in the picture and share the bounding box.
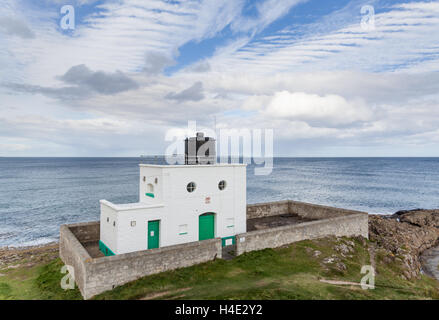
[145,193,155,198]
[221,236,235,247]
[99,240,115,256]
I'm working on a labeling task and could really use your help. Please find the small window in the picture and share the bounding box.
[107,217,109,223]
[131,221,136,227]
[155,177,158,184]
[187,182,196,193]
[218,180,227,190]
[113,221,116,227]
[179,224,188,235]
[146,183,155,198]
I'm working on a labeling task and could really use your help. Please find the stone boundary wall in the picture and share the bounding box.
[238,200,368,255]
[247,200,290,219]
[60,222,222,299]
[69,221,100,243]
[288,200,367,220]
[247,200,367,220]
[60,200,368,299]
[59,223,93,297]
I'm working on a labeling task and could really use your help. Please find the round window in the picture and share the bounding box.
[218,180,227,190]
[187,182,196,193]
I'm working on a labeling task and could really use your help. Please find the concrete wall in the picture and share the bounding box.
[289,200,366,219]
[246,200,366,220]
[238,200,369,256]
[61,200,368,299]
[236,213,368,255]
[60,221,222,300]
[59,223,93,298]
[69,221,100,242]
[247,200,290,219]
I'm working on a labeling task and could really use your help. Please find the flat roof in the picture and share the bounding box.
[139,163,247,168]
[100,200,164,211]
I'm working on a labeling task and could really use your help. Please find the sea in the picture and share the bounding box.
[0,157,438,247]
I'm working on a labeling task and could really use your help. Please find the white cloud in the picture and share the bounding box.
[0,16,35,38]
[1,0,439,156]
[263,91,372,126]
[209,1,439,74]
[0,143,30,151]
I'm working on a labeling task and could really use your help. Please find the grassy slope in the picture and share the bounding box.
[1,236,438,300]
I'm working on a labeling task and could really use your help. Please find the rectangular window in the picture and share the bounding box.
[131,221,136,227]
[226,218,234,228]
[179,224,188,235]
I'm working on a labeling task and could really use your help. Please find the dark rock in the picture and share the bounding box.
[369,211,439,280]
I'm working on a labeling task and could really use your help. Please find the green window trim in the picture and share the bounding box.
[227,225,234,228]
[99,240,115,256]
[179,232,188,235]
[145,192,155,198]
[221,236,235,247]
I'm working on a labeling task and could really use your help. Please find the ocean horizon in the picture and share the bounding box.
[1,157,438,247]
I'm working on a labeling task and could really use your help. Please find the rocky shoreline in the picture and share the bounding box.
[369,209,439,280]
[0,242,59,271]
[2,209,439,283]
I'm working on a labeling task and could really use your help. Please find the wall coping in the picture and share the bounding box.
[237,213,367,238]
[247,199,368,216]
[60,224,92,261]
[247,200,290,207]
[62,221,99,229]
[89,237,222,265]
[288,200,368,216]
[100,200,165,211]
[62,221,221,265]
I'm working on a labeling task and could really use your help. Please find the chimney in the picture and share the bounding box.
[185,132,216,165]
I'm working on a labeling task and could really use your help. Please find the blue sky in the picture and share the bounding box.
[0,0,439,156]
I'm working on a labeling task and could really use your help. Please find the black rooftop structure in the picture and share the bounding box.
[184,132,216,165]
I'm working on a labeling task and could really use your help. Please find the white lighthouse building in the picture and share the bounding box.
[99,133,247,256]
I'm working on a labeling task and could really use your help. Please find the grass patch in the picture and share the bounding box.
[0,259,81,300]
[1,237,439,300]
[93,237,439,300]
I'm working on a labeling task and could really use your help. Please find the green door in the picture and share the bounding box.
[199,213,215,241]
[148,220,160,249]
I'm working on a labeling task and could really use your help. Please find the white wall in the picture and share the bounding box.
[99,200,118,253]
[116,205,165,254]
[139,167,163,204]
[101,164,247,254]
[163,164,246,245]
